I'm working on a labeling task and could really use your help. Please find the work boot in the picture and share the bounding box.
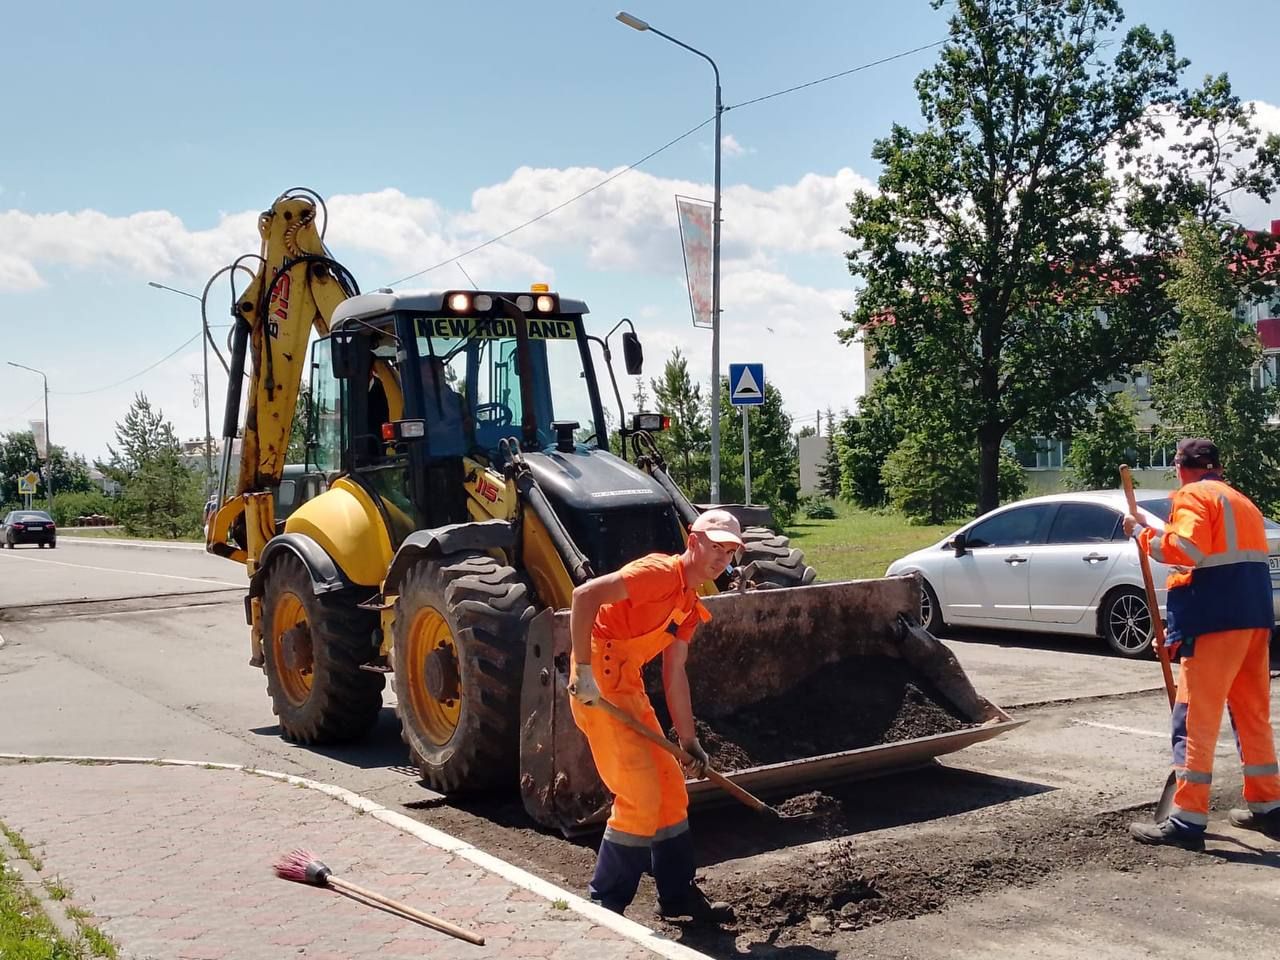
[1128,818,1205,851]
[1228,808,1280,838]
[656,884,735,924]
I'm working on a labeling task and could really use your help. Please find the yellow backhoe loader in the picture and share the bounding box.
[206,188,1022,835]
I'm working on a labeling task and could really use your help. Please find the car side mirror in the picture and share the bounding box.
[950,533,968,557]
[622,331,643,376]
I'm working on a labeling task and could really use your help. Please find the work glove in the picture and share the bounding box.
[568,664,601,705]
[679,737,710,779]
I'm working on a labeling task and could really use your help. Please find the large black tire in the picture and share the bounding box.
[392,551,533,794]
[1100,586,1154,659]
[737,526,818,589]
[260,554,385,744]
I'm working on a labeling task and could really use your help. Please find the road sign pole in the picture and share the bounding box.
[742,407,751,506]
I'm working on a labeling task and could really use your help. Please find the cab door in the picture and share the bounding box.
[942,503,1056,625]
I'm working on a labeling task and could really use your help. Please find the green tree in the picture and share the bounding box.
[0,430,93,503]
[835,387,903,508]
[650,349,709,501]
[98,393,203,538]
[716,377,800,527]
[1064,391,1144,491]
[287,387,311,464]
[1149,220,1280,511]
[842,0,1280,515]
[882,430,1027,525]
[816,409,841,499]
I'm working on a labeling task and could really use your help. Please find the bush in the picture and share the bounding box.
[51,491,117,526]
[802,497,837,520]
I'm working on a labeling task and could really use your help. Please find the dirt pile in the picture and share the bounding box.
[707,812,1178,936]
[660,655,972,772]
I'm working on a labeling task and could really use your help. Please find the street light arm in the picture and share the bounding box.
[646,27,721,86]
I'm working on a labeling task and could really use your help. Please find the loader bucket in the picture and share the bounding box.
[519,575,1026,836]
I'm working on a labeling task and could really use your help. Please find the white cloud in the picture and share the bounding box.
[721,134,750,158]
[0,167,874,458]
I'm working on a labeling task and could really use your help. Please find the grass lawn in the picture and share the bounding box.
[0,833,87,960]
[787,502,954,582]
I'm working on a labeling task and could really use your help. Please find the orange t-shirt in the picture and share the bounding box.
[591,554,707,655]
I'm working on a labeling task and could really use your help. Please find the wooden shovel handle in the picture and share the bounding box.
[590,697,773,815]
[327,875,485,946]
[1120,465,1177,709]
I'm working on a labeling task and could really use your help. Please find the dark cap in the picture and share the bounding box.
[1174,437,1220,470]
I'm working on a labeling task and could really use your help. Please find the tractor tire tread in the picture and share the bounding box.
[738,526,818,589]
[261,555,384,746]
[393,551,533,795]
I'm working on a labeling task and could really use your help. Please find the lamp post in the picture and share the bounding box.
[616,10,724,503]
[148,280,213,482]
[7,361,53,514]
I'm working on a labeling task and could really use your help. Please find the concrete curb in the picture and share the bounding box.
[56,536,206,552]
[0,753,714,960]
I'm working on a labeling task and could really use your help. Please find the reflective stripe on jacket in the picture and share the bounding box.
[1138,477,1272,645]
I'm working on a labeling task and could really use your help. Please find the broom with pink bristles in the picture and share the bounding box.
[273,848,485,946]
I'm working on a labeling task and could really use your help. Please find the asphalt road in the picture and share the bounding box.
[1,539,1277,958]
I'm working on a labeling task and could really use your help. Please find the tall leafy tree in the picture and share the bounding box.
[842,0,1280,513]
[816,409,842,499]
[650,349,709,500]
[1149,219,1280,511]
[1064,391,1144,490]
[0,431,92,503]
[716,378,800,526]
[835,386,903,508]
[98,393,203,538]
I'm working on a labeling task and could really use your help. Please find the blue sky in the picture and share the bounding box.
[2,0,1279,460]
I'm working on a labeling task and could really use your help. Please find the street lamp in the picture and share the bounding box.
[7,361,53,514]
[616,10,725,504]
[148,280,214,482]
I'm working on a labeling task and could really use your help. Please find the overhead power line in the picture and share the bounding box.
[53,332,202,397]
[383,0,1068,287]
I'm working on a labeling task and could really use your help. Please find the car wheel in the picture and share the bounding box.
[920,578,945,634]
[1102,587,1154,658]
[49,539,56,549]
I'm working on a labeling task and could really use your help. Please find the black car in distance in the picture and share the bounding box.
[2,510,57,548]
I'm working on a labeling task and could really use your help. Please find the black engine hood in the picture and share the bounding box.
[523,450,672,512]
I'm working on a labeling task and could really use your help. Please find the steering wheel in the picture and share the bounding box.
[474,402,514,427]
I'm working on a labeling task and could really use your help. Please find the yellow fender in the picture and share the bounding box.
[283,477,393,586]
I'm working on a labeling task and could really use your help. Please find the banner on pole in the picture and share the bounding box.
[29,420,48,460]
[675,195,714,329]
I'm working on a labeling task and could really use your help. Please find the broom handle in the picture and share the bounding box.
[1120,465,1177,709]
[326,876,485,946]
[590,697,771,814]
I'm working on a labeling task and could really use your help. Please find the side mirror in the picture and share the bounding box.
[950,532,968,557]
[622,331,644,376]
[330,331,361,379]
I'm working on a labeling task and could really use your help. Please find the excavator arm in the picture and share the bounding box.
[206,190,358,571]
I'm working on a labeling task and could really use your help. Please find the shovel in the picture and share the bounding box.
[1120,465,1178,821]
[589,697,816,822]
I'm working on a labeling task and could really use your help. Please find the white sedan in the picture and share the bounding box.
[885,490,1280,658]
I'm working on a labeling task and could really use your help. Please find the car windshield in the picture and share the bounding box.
[414,314,602,458]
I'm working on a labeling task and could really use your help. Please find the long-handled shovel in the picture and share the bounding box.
[1120,465,1178,820]
[589,697,815,822]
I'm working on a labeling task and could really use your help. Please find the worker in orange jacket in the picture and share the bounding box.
[567,509,744,920]
[1124,438,1280,849]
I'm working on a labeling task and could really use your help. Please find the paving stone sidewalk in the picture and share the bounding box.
[0,761,693,960]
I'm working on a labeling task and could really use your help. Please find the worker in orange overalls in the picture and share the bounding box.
[1124,438,1280,849]
[567,509,744,920]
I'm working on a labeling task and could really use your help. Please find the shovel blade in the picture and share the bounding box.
[1155,770,1177,822]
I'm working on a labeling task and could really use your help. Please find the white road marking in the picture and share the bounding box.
[1072,720,1168,738]
[0,551,242,589]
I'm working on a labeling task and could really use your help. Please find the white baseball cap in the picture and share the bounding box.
[690,509,744,548]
